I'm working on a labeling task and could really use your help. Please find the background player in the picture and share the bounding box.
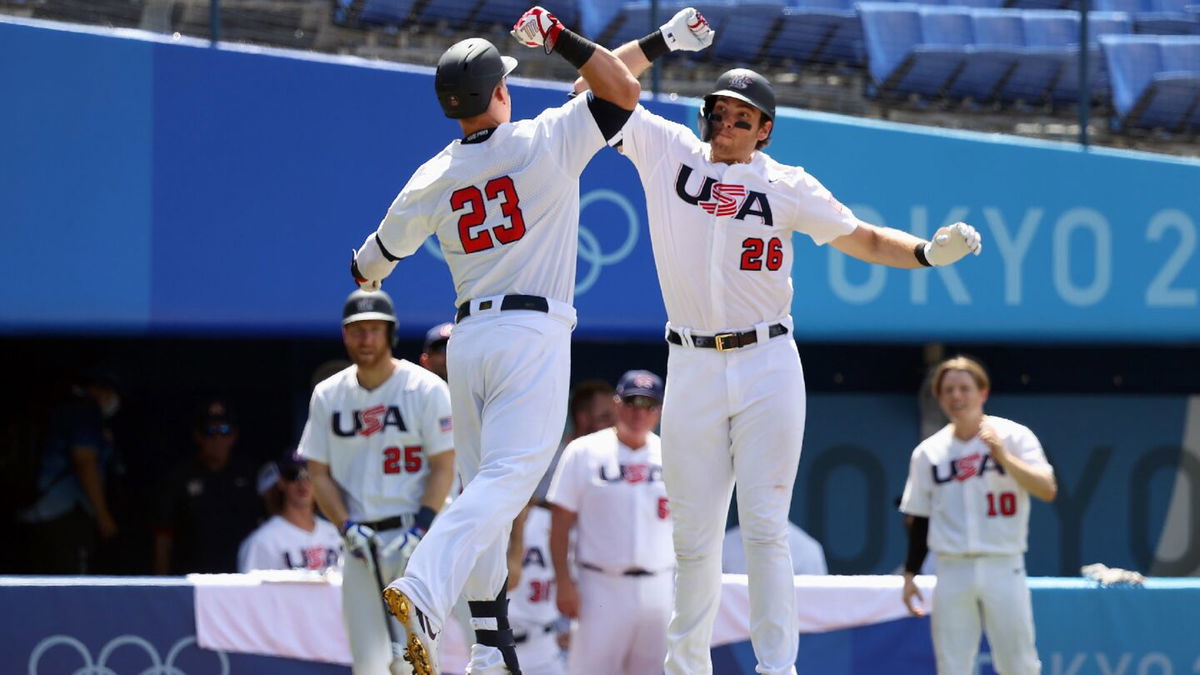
[350,7,639,673]
[301,289,456,675]
[420,322,453,381]
[576,12,983,673]
[237,452,341,572]
[547,370,673,675]
[899,356,1056,675]
[506,496,566,675]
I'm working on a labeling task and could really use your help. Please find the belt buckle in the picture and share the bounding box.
[714,333,736,352]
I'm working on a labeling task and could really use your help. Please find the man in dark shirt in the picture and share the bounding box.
[153,399,262,574]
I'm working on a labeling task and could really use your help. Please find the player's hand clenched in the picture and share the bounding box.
[341,521,380,562]
[923,222,982,266]
[978,420,1007,461]
[512,6,563,54]
[350,250,381,292]
[660,7,714,52]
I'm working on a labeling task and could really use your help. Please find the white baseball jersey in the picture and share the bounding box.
[617,105,859,331]
[509,505,560,633]
[372,93,605,308]
[547,428,674,572]
[900,416,1052,555]
[298,360,453,522]
[236,515,342,572]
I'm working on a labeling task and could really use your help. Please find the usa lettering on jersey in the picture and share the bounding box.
[284,545,340,570]
[598,462,664,484]
[931,452,1007,484]
[674,164,773,225]
[331,405,407,437]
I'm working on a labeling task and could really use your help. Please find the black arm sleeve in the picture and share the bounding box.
[587,92,633,142]
[904,516,930,575]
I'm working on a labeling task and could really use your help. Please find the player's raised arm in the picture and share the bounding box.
[511,6,640,111]
[572,7,715,95]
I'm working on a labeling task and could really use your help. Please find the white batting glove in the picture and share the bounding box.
[511,6,563,54]
[350,246,386,291]
[340,521,379,562]
[660,7,714,52]
[923,222,982,266]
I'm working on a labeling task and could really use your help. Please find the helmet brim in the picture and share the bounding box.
[342,312,397,326]
[705,90,773,120]
[500,55,518,78]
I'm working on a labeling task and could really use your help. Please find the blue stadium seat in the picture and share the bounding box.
[1102,34,1200,129]
[1002,9,1078,103]
[713,1,786,62]
[413,0,477,29]
[1052,11,1134,102]
[355,0,419,27]
[767,0,862,64]
[1157,36,1200,124]
[956,0,1007,7]
[686,2,739,60]
[579,0,631,39]
[1096,0,1200,33]
[470,0,580,31]
[601,2,655,46]
[952,8,1025,101]
[859,2,970,97]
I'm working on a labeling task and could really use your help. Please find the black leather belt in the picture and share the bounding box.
[455,294,549,323]
[667,323,789,351]
[513,622,557,644]
[359,516,407,532]
[580,562,657,577]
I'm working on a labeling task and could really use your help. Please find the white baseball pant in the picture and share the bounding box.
[566,567,673,675]
[514,630,566,675]
[342,526,413,675]
[932,553,1041,675]
[661,332,806,675]
[392,308,573,637]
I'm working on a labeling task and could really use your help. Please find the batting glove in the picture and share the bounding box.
[340,521,379,562]
[350,249,382,291]
[512,6,563,54]
[923,222,982,266]
[660,7,714,52]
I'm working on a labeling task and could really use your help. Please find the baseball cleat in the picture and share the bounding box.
[384,586,441,675]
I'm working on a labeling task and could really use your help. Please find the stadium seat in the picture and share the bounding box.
[578,0,630,39]
[1002,9,1078,103]
[1052,11,1134,102]
[1095,0,1200,33]
[601,3,656,47]
[859,2,970,98]
[354,0,419,27]
[713,1,786,62]
[470,0,580,31]
[952,8,1025,101]
[1102,34,1200,129]
[767,0,862,65]
[412,0,479,29]
[1157,36,1200,125]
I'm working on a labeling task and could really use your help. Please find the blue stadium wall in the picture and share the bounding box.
[3,17,1198,577]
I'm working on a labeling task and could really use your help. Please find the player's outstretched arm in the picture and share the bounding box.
[573,7,714,95]
[832,221,982,269]
[512,6,639,110]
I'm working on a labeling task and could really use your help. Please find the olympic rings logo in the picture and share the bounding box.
[420,188,640,295]
[28,635,230,675]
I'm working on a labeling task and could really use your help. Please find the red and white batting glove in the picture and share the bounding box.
[511,6,563,54]
[924,222,983,266]
[660,7,714,52]
[350,249,382,291]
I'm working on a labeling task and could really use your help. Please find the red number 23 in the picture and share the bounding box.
[451,176,526,254]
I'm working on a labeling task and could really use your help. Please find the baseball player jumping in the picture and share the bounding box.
[576,10,984,674]
[900,356,1057,674]
[300,289,457,675]
[350,7,639,673]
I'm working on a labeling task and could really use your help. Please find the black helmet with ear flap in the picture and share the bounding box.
[435,38,519,119]
[697,68,776,142]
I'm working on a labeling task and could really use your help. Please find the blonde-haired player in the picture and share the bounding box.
[900,356,1057,674]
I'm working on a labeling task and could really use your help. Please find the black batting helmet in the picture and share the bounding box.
[435,38,519,119]
[342,289,397,346]
[698,68,776,145]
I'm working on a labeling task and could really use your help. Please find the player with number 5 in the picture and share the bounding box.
[899,355,1057,675]
[300,289,457,674]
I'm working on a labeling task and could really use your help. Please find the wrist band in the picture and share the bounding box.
[415,506,437,532]
[914,242,933,267]
[553,28,597,70]
[638,30,669,61]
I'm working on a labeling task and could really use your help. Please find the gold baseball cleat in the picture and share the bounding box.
[383,586,440,675]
